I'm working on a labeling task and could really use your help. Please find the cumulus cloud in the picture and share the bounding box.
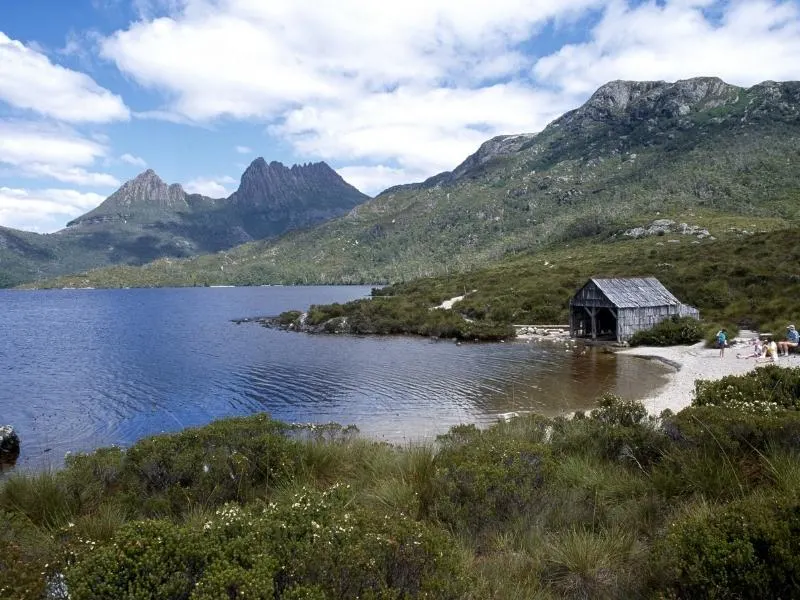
[120,153,147,167]
[275,84,569,177]
[0,187,105,232]
[97,0,800,193]
[0,121,119,187]
[184,175,236,197]
[533,0,800,94]
[336,165,413,196]
[99,0,600,189]
[0,32,129,123]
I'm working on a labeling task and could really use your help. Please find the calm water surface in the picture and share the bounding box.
[0,286,671,469]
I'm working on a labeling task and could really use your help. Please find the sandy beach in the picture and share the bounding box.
[617,333,800,415]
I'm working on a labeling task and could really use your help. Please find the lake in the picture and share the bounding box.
[0,286,671,469]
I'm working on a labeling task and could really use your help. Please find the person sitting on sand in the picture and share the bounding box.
[777,324,799,357]
[737,338,763,360]
[761,337,779,363]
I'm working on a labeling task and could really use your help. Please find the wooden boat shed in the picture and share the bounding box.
[569,277,700,342]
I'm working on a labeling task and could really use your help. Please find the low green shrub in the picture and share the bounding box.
[60,413,297,516]
[66,485,470,600]
[276,310,302,325]
[628,316,704,347]
[652,494,800,599]
[693,364,800,411]
[0,511,60,600]
[551,396,668,469]
[703,323,740,348]
[433,424,552,532]
[654,405,800,499]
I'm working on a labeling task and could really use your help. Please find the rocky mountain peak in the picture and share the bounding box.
[563,77,740,126]
[232,158,366,210]
[117,169,186,206]
[66,169,189,227]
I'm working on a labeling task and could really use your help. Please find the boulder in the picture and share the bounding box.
[0,425,20,461]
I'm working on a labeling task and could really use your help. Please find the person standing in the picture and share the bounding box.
[778,324,799,356]
[717,328,728,358]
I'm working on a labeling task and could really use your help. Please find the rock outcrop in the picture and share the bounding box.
[230,159,368,212]
[0,425,20,463]
[67,170,189,227]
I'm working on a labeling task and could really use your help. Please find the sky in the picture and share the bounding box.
[1,0,800,233]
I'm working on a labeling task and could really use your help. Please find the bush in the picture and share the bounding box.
[66,485,469,600]
[628,316,704,347]
[703,323,741,348]
[653,405,800,499]
[433,424,552,532]
[693,364,800,411]
[652,494,800,599]
[276,310,302,325]
[551,396,668,469]
[63,413,297,516]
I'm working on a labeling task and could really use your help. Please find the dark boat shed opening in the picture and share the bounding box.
[569,277,700,342]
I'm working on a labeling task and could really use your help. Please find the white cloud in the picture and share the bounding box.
[235,145,252,154]
[184,175,236,197]
[276,84,569,177]
[101,0,601,119]
[98,0,800,193]
[336,165,414,196]
[0,32,129,123]
[0,187,105,232]
[533,0,800,95]
[120,153,147,167]
[0,121,119,187]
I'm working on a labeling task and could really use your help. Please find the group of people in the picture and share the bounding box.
[732,324,800,361]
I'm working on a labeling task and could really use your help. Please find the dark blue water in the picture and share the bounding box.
[0,286,670,469]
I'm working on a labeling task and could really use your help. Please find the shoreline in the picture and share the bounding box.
[616,335,800,415]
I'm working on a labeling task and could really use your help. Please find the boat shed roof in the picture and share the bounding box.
[585,277,681,309]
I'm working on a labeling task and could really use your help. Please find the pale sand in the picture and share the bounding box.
[617,335,800,415]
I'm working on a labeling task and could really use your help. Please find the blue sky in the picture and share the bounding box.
[1,0,800,232]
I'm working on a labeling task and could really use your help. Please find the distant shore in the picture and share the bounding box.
[617,335,800,415]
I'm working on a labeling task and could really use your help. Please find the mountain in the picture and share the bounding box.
[67,169,194,228]
[24,77,800,289]
[0,160,369,287]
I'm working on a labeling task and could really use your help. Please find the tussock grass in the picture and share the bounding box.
[0,470,77,530]
[543,527,639,600]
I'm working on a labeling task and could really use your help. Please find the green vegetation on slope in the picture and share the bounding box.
[4,366,800,598]
[22,79,800,290]
[266,217,798,341]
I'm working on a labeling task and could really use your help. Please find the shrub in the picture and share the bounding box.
[551,396,668,469]
[693,364,800,411]
[654,406,800,499]
[276,310,302,325]
[63,413,297,516]
[66,485,470,600]
[433,424,552,532]
[703,323,741,348]
[628,316,704,347]
[652,494,800,599]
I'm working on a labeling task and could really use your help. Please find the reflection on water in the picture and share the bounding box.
[0,287,671,470]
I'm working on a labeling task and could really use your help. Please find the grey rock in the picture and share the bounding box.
[68,169,189,226]
[0,425,20,460]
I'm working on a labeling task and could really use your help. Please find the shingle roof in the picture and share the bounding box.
[590,277,681,308]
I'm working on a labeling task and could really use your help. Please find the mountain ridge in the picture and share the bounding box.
[0,159,370,286]
[32,75,800,289]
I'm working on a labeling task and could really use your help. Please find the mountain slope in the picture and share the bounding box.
[0,160,369,287]
[38,76,800,289]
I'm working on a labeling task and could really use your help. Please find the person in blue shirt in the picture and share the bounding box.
[778,324,799,356]
[717,328,728,358]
